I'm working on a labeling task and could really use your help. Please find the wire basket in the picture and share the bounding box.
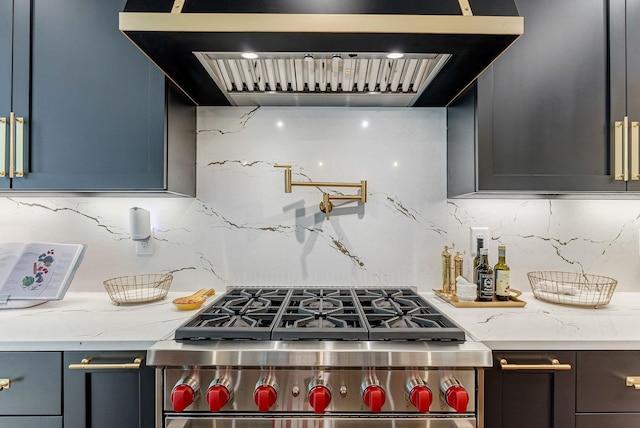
[527,271,617,308]
[103,273,173,305]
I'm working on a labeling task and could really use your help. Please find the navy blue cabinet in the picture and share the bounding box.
[449,0,639,195]
[63,352,155,428]
[1,0,170,191]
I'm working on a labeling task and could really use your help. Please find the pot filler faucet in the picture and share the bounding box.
[274,165,367,220]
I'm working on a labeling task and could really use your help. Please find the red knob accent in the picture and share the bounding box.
[206,385,230,412]
[409,385,433,413]
[308,385,331,414]
[254,385,277,412]
[445,385,469,413]
[363,385,386,413]
[171,384,195,412]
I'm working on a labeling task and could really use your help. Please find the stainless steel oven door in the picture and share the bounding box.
[165,416,477,428]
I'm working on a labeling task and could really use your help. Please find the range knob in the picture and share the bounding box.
[171,372,200,412]
[206,377,233,412]
[308,385,331,414]
[254,376,278,412]
[406,378,433,413]
[363,385,386,412]
[440,377,469,413]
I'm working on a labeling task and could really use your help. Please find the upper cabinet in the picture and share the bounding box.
[448,0,639,195]
[0,0,195,194]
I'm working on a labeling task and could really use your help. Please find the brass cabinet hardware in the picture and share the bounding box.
[613,117,640,181]
[632,121,639,180]
[499,358,572,371]
[8,113,24,179]
[458,0,473,16]
[0,379,10,391]
[275,165,367,220]
[626,376,640,389]
[171,0,184,14]
[68,356,144,370]
[0,117,6,177]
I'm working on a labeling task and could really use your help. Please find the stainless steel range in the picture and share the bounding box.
[148,287,491,428]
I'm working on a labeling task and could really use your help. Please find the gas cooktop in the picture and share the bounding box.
[174,287,465,342]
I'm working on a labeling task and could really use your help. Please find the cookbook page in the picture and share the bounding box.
[0,243,27,290]
[1,243,87,300]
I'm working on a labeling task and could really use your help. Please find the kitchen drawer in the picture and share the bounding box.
[576,413,640,428]
[0,416,62,428]
[0,352,61,415]
[577,351,640,412]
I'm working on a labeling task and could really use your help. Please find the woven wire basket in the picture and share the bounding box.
[103,273,173,305]
[527,271,617,308]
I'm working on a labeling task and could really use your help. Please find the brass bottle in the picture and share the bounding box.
[453,251,464,295]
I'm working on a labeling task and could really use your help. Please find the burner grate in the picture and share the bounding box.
[174,287,465,342]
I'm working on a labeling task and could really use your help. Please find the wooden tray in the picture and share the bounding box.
[433,289,527,308]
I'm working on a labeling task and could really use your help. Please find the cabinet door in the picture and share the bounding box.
[625,0,640,191]
[10,0,165,190]
[484,351,576,428]
[0,0,13,189]
[0,352,62,415]
[475,0,623,192]
[63,352,155,428]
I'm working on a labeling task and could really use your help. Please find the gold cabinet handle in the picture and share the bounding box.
[8,113,24,178]
[0,379,10,391]
[614,118,627,181]
[14,116,24,177]
[631,121,639,180]
[626,376,640,389]
[0,117,6,177]
[499,358,572,371]
[68,356,143,370]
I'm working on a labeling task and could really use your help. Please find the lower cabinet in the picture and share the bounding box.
[0,352,62,426]
[0,417,63,428]
[63,351,155,428]
[576,351,640,427]
[483,351,576,428]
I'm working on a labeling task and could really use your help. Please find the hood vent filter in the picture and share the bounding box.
[195,53,451,107]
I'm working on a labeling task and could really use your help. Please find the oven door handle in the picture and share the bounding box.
[499,358,572,371]
[68,356,144,370]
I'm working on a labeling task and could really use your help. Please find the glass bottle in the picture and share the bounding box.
[472,237,484,285]
[494,245,511,301]
[476,248,494,302]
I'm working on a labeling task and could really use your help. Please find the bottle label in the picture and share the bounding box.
[496,270,511,296]
[477,273,494,300]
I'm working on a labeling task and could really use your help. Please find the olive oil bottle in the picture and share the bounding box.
[494,245,511,301]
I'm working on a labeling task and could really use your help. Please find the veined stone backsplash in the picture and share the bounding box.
[1,107,639,296]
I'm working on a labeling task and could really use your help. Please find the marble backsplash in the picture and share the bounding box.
[1,107,639,296]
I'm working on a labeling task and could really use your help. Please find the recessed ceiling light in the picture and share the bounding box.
[241,52,259,59]
[386,53,404,59]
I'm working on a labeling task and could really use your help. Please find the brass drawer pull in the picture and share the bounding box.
[626,376,640,389]
[499,358,572,371]
[68,356,143,370]
[0,379,10,391]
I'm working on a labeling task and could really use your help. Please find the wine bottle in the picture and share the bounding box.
[494,245,511,301]
[476,248,494,302]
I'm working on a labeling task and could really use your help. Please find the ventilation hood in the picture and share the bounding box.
[120,0,523,107]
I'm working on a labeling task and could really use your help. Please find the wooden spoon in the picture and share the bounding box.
[172,288,216,311]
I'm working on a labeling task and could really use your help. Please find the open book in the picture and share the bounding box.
[0,243,87,305]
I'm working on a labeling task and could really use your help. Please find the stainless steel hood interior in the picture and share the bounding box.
[120,0,523,107]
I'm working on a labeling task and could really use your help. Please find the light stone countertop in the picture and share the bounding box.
[0,292,196,351]
[422,291,640,350]
[1,291,640,352]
